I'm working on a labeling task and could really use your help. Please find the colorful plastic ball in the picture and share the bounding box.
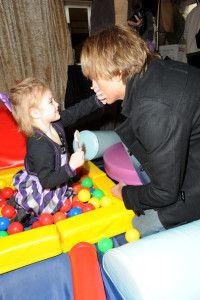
[0,230,9,238]
[125,229,140,242]
[0,217,10,231]
[68,207,82,218]
[9,182,16,191]
[0,193,7,202]
[92,189,104,200]
[78,189,91,203]
[0,179,6,190]
[89,197,101,209]
[80,175,90,182]
[82,203,95,213]
[81,186,91,194]
[53,211,67,223]
[8,222,24,235]
[1,187,14,199]
[1,205,16,219]
[0,199,7,208]
[60,199,72,213]
[98,237,114,253]
[72,183,82,194]
[72,195,80,203]
[75,166,82,175]
[72,200,84,210]
[32,221,41,229]
[39,213,54,226]
[100,196,112,207]
[81,177,93,188]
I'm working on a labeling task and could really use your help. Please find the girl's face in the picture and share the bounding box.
[37,89,60,123]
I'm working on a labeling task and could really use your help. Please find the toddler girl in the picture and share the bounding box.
[6,77,104,225]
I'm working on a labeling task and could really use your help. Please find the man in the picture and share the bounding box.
[81,25,200,237]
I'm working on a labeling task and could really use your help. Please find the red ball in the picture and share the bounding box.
[82,203,95,213]
[72,200,84,210]
[60,199,72,213]
[0,199,7,208]
[32,221,41,229]
[39,213,54,226]
[53,211,67,223]
[1,187,14,199]
[71,183,82,194]
[75,166,82,175]
[0,193,7,202]
[1,205,16,219]
[80,175,90,182]
[8,222,24,235]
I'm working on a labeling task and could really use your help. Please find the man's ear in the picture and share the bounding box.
[29,107,40,119]
[112,73,122,82]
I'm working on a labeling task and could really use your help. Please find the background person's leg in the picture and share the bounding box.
[132,209,166,238]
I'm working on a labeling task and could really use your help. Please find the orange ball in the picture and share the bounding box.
[72,195,80,203]
[72,183,82,194]
[53,211,67,223]
[80,175,90,182]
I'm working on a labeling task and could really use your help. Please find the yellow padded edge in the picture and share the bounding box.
[56,161,134,252]
[0,225,62,274]
[81,160,106,179]
[56,202,134,253]
[0,166,23,187]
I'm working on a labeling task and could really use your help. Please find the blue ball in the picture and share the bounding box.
[68,207,82,218]
[0,217,10,231]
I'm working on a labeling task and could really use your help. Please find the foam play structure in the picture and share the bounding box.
[103,219,200,300]
[69,242,107,300]
[73,130,142,185]
[1,106,200,300]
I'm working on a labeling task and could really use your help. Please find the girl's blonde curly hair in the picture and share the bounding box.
[9,78,49,137]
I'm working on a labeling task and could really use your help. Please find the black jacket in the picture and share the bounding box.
[116,59,200,229]
[25,95,103,189]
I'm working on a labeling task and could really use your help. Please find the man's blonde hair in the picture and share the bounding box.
[9,78,49,137]
[81,25,160,83]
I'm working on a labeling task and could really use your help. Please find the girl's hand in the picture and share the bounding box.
[111,181,127,200]
[69,148,84,170]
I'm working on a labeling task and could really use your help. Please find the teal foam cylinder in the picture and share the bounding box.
[73,130,121,161]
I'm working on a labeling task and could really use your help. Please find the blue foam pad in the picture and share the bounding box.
[103,220,200,300]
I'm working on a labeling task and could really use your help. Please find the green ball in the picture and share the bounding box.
[0,230,9,238]
[92,189,104,200]
[81,177,93,188]
[98,237,113,253]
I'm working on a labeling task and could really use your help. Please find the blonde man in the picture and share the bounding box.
[81,25,200,237]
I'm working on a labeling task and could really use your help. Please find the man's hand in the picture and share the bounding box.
[111,181,127,200]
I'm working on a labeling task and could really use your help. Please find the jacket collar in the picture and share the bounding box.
[121,73,140,117]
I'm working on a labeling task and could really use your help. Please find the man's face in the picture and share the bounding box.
[92,76,125,105]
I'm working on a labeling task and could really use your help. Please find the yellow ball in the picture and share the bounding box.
[78,189,91,202]
[125,229,140,242]
[0,179,7,190]
[100,196,112,207]
[89,197,100,209]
